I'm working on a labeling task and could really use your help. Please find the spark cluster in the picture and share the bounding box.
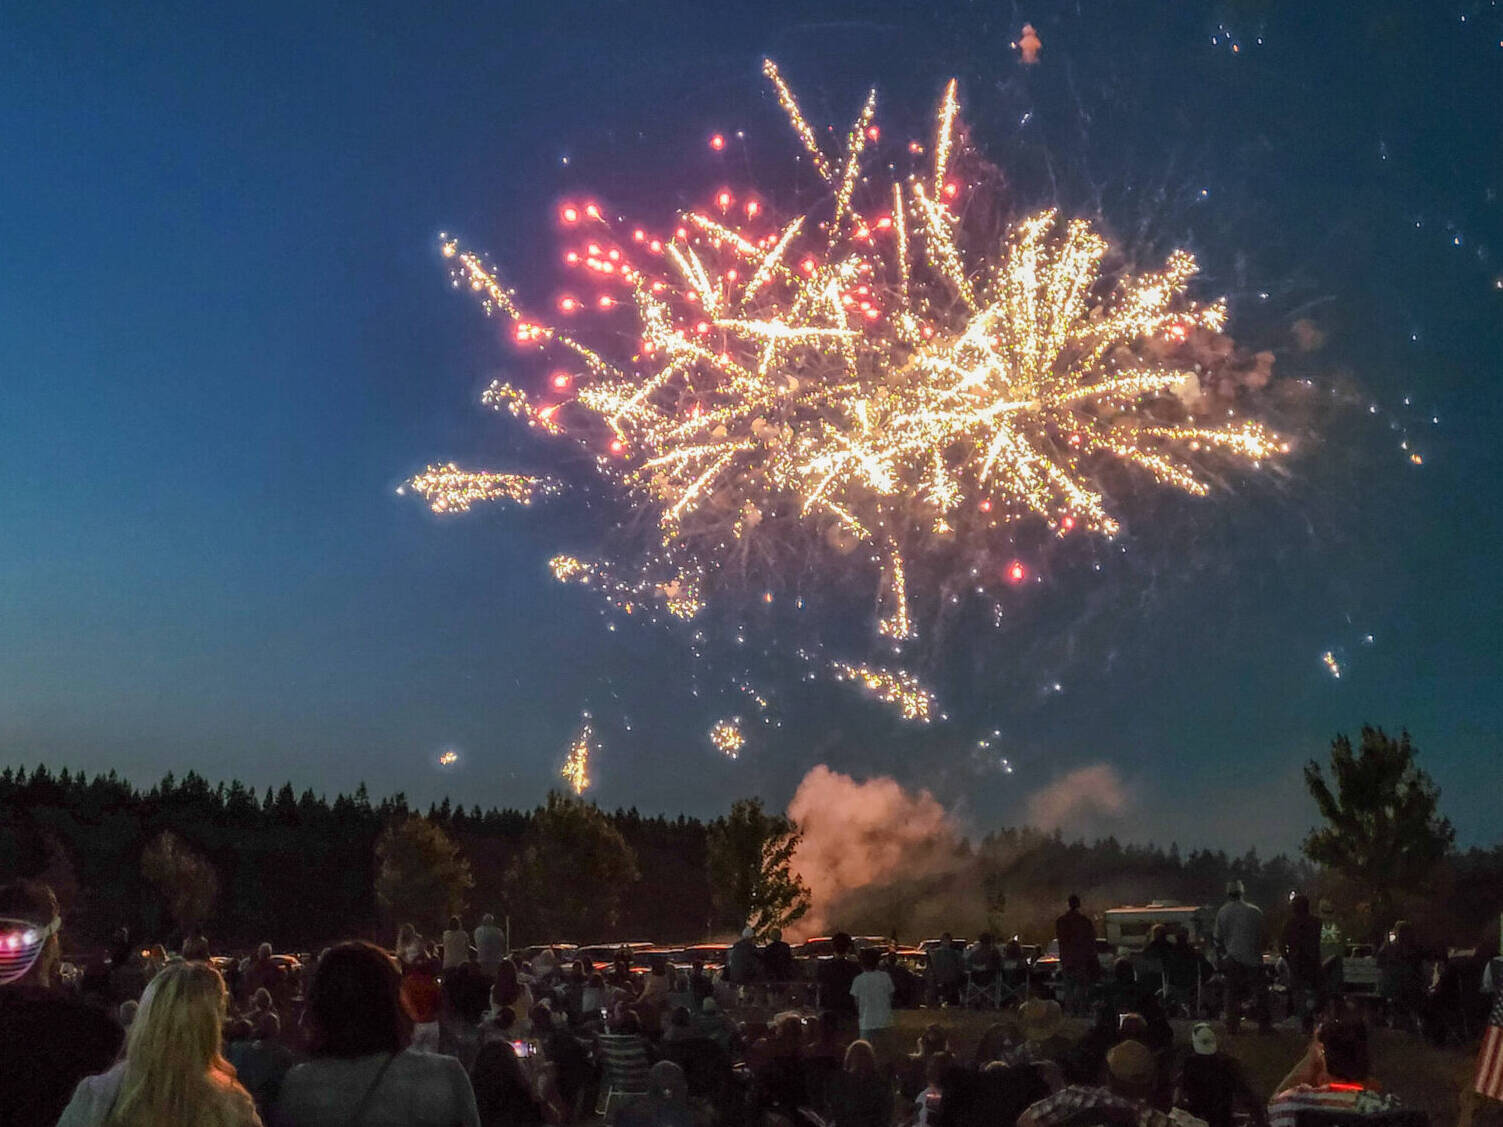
[402,463,557,513]
[830,661,936,722]
[561,720,594,795]
[1321,650,1342,679]
[437,749,459,767]
[709,718,746,758]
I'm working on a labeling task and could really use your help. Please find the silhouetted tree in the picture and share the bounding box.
[506,792,638,941]
[375,815,473,932]
[706,797,810,937]
[1303,726,1454,931]
[141,829,218,938]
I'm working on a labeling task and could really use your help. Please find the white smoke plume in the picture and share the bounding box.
[1024,764,1130,833]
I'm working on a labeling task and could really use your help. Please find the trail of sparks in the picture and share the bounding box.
[830,661,936,722]
[562,720,594,794]
[423,59,1287,717]
[401,463,557,513]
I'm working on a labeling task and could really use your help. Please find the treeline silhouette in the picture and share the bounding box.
[2,763,1499,952]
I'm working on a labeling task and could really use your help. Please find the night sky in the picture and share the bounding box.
[4,0,1500,854]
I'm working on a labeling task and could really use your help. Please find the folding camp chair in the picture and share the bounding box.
[964,970,1003,1008]
[594,1032,651,1119]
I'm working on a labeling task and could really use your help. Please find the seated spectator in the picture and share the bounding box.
[531,1002,591,1112]
[1176,1023,1268,1127]
[1018,999,1072,1064]
[944,1060,1053,1127]
[579,972,607,1025]
[928,933,966,1007]
[615,1060,695,1127]
[182,928,212,963]
[490,962,533,1031]
[900,1023,950,1102]
[966,934,1002,985]
[118,998,140,1029]
[974,1020,1023,1066]
[805,1009,850,1064]
[762,928,798,983]
[662,1004,696,1042]
[686,959,714,1006]
[912,1050,952,1126]
[1267,1016,1399,1127]
[232,1011,297,1122]
[58,961,258,1127]
[826,1039,890,1127]
[692,996,734,1051]
[401,954,443,1054]
[749,1013,807,1118]
[273,940,479,1127]
[0,880,124,1127]
[638,955,673,1010]
[1020,1039,1177,1127]
[470,1007,547,1127]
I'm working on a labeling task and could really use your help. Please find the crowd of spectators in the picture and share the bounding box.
[4,876,1497,1127]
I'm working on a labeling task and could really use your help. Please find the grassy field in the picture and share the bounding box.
[880,1009,1490,1127]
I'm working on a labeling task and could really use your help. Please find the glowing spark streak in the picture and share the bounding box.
[761,58,833,182]
[932,78,959,198]
[878,545,914,639]
[1321,651,1342,679]
[404,463,557,513]
[831,89,877,235]
[892,182,911,307]
[831,661,935,722]
[562,722,593,794]
[911,184,978,308]
[740,217,804,306]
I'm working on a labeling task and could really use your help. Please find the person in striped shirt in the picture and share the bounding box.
[1267,1016,1399,1127]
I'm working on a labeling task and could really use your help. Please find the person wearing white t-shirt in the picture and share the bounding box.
[850,947,895,1043]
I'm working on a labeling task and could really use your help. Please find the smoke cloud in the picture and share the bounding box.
[782,762,1137,942]
[1024,764,1130,834]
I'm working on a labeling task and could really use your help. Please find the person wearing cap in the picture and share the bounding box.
[1020,1038,1186,1127]
[1267,1016,1398,1127]
[727,925,761,986]
[0,880,124,1127]
[1175,1023,1269,1127]
[1213,880,1271,1033]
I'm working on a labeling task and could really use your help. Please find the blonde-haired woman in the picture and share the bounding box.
[58,960,261,1127]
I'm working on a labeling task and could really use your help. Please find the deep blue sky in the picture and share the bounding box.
[4,0,1500,853]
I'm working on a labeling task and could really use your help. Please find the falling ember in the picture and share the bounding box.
[1321,651,1342,679]
[709,718,745,758]
[709,133,726,151]
[562,721,594,794]
[830,661,935,723]
[402,464,558,513]
[437,749,460,767]
[428,59,1284,647]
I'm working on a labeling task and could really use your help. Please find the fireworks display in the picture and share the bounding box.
[709,718,745,758]
[432,61,1282,652]
[561,719,594,794]
[424,59,1287,734]
[401,464,557,513]
[1321,650,1342,679]
[437,749,460,767]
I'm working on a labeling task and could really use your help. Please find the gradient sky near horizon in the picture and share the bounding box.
[3,0,1501,855]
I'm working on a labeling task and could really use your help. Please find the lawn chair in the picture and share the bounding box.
[594,1032,651,1119]
[997,959,1030,1008]
[964,970,1003,1008]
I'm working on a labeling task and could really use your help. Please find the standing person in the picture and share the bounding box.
[57,961,260,1127]
[0,881,126,1127]
[727,926,761,986]
[1175,1023,1269,1127]
[849,948,895,1055]
[817,933,861,1023]
[473,914,505,979]
[927,933,965,1007]
[274,941,480,1127]
[1281,895,1323,1033]
[763,927,797,983]
[1056,895,1100,1016]
[1267,1017,1398,1127]
[1458,949,1503,1127]
[1214,880,1271,1033]
[443,916,471,971]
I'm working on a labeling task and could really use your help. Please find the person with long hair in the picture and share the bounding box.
[57,960,260,1127]
[825,1039,892,1127]
[273,941,479,1127]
